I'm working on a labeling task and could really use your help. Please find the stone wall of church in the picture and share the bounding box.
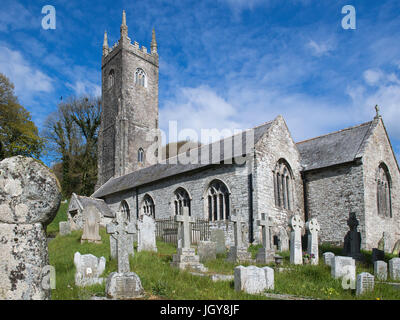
[103,162,252,247]
[253,116,305,245]
[362,119,400,251]
[303,162,366,248]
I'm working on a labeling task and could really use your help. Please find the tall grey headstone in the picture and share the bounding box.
[389,258,400,280]
[356,272,374,296]
[278,227,289,252]
[210,229,226,254]
[323,252,335,267]
[290,215,304,265]
[306,218,320,265]
[227,212,252,263]
[74,252,106,286]
[374,260,387,281]
[59,221,71,236]
[106,209,144,299]
[0,156,61,300]
[256,213,275,264]
[234,265,274,294]
[81,205,102,244]
[137,215,157,252]
[198,241,217,262]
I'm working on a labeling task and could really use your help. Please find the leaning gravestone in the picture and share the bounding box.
[234,265,274,294]
[81,205,102,244]
[389,258,400,280]
[227,212,252,263]
[59,221,71,236]
[356,272,374,296]
[210,229,226,254]
[106,209,144,299]
[374,260,388,281]
[74,252,106,286]
[0,156,61,299]
[306,218,320,265]
[198,241,217,262]
[137,215,157,252]
[255,213,275,264]
[290,215,304,265]
[323,252,335,267]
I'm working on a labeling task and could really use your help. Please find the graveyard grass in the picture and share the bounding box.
[48,207,400,300]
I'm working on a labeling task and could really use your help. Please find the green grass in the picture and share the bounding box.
[46,200,69,237]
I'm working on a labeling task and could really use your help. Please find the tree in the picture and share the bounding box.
[0,73,44,161]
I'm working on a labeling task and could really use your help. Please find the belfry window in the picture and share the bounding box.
[173,187,191,216]
[206,180,230,221]
[138,148,144,163]
[377,163,392,218]
[108,69,115,89]
[135,68,147,87]
[273,159,293,211]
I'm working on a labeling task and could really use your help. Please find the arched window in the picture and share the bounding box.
[206,180,230,221]
[119,200,130,222]
[138,148,144,163]
[173,187,191,216]
[273,159,293,211]
[377,163,392,217]
[142,194,155,218]
[108,69,115,89]
[135,68,147,87]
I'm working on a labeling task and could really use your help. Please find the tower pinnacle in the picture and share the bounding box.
[120,10,128,39]
[103,30,109,55]
[151,28,157,54]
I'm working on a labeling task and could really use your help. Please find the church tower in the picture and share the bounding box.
[97,11,160,188]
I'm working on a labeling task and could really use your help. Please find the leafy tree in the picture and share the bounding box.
[0,73,44,161]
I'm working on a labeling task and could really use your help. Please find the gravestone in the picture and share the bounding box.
[290,215,304,265]
[323,252,335,267]
[371,248,385,263]
[198,241,217,262]
[59,221,71,236]
[356,272,374,296]
[374,260,387,281]
[343,212,363,261]
[331,256,356,283]
[306,218,320,265]
[170,207,207,272]
[234,265,274,294]
[392,240,400,256]
[226,212,252,263]
[0,156,61,299]
[256,213,275,264]
[389,258,400,280]
[278,227,289,252]
[74,252,106,286]
[377,232,386,251]
[81,205,102,244]
[105,209,144,299]
[109,216,135,260]
[137,215,157,252]
[210,229,226,254]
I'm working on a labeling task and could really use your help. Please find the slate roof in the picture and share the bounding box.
[76,195,114,217]
[92,120,274,198]
[296,120,376,171]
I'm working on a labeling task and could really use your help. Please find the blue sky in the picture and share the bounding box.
[1,0,400,165]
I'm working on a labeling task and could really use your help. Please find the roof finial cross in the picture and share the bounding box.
[375,104,380,119]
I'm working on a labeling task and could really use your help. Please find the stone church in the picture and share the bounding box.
[90,11,400,252]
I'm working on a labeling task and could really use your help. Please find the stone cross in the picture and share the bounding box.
[257,213,273,250]
[106,209,136,273]
[174,206,194,249]
[290,214,304,265]
[230,213,244,248]
[306,218,320,265]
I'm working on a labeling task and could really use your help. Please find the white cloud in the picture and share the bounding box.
[363,69,383,86]
[66,80,101,97]
[307,39,335,57]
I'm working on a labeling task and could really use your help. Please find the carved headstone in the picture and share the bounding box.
[306,218,320,265]
[210,229,226,254]
[234,265,274,294]
[137,215,157,252]
[256,213,275,264]
[356,272,374,296]
[59,221,71,236]
[74,252,106,286]
[81,205,102,244]
[331,256,356,282]
[227,212,252,263]
[374,260,388,281]
[343,212,363,261]
[290,215,304,265]
[198,241,217,262]
[0,156,61,299]
[323,252,335,267]
[389,258,400,280]
[278,227,289,252]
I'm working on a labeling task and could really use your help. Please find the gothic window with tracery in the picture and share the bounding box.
[138,148,144,163]
[135,68,147,87]
[120,200,130,222]
[206,180,230,221]
[142,194,155,218]
[377,163,392,217]
[173,187,191,216]
[273,159,293,211]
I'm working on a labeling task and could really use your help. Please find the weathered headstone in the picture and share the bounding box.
[0,156,61,299]
[343,212,363,261]
[323,252,335,267]
[137,215,157,252]
[290,215,304,265]
[331,256,356,282]
[227,212,252,263]
[59,221,71,236]
[392,239,400,256]
[306,218,320,265]
[198,241,217,262]
[377,232,386,251]
[105,209,144,299]
[81,205,102,244]
[389,258,400,280]
[356,272,374,296]
[374,260,388,281]
[74,252,106,286]
[170,207,207,272]
[277,227,289,252]
[210,229,226,254]
[256,213,275,264]
[234,265,274,294]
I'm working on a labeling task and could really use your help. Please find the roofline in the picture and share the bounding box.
[301,158,362,173]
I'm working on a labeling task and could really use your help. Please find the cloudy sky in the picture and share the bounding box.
[1,0,400,164]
